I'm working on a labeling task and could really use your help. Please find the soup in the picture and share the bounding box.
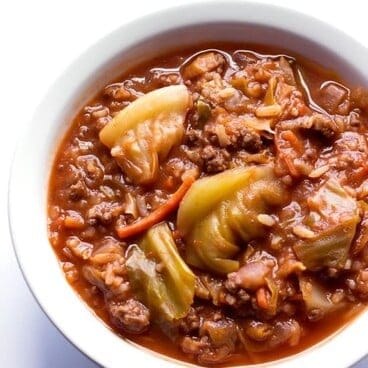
[48,44,368,366]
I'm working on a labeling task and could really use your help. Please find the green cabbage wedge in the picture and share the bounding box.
[177,166,288,274]
[99,85,191,185]
[294,180,360,270]
[126,222,195,322]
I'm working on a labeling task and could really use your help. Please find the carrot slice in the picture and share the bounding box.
[275,129,304,177]
[256,287,269,310]
[281,130,304,154]
[117,176,195,239]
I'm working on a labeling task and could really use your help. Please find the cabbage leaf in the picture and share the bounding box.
[126,222,195,321]
[177,166,287,274]
[99,85,190,185]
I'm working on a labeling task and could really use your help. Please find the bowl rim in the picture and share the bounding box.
[8,1,368,367]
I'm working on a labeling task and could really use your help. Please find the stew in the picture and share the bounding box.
[48,43,368,366]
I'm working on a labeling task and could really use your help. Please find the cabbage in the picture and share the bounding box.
[99,85,191,185]
[294,181,359,270]
[177,166,287,274]
[126,222,195,321]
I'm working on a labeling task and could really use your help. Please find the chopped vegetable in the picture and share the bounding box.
[123,193,139,219]
[126,222,195,322]
[256,287,269,310]
[263,77,278,106]
[240,116,274,137]
[265,278,279,315]
[117,176,195,239]
[196,99,211,123]
[275,129,305,177]
[294,181,359,270]
[230,77,262,98]
[281,130,304,154]
[99,85,191,185]
[230,77,248,94]
[294,220,358,270]
[177,166,288,274]
[254,76,282,118]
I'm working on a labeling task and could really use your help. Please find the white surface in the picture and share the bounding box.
[1,0,368,367]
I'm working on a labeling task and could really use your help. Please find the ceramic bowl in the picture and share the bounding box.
[8,2,368,367]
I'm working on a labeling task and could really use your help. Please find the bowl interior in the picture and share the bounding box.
[9,3,368,368]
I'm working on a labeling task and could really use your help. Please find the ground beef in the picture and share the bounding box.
[76,154,105,187]
[109,299,150,334]
[223,123,264,151]
[68,179,89,201]
[184,119,264,167]
[201,119,264,152]
[354,269,368,297]
[179,306,202,334]
[185,128,210,147]
[201,145,231,173]
[183,144,231,173]
[87,201,124,225]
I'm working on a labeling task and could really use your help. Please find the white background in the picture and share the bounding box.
[1,0,368,367]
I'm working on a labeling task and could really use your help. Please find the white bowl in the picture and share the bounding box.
[8,1,368,367]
